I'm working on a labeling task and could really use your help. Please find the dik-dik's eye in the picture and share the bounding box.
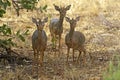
[36,23,39,27]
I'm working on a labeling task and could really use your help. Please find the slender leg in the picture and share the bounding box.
[83,48,86,66]
[88,52,92,60]
[36,51,39,79]
[77,51,82,62]
[51,36,55,49]
[67,47,70,63]
[51,34,56,50]
[32,49,37,73]
[54,35,57,54]
[50,33,53,47]
[40,51,44,66]
[59,35,61,54]
[73,49,75,62]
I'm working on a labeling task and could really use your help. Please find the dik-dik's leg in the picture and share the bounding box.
[77,51,82,62]
[73,49,75,62]
[51,34,57,53]
[36,51,39,79]
[51,33,56,48]
[33,49,37,65]
[83,48,86,66]
[40,51,44,66]
[59,34,62,54]
[67,47,70,63]
[78,46,87,66]
[54,35,57,54]
[32,49,37,73]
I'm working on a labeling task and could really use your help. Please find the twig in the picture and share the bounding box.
[12,0,22,16]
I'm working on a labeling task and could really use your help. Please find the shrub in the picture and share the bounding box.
[103,57,120,80]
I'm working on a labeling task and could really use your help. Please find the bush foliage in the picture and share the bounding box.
[0,0,47,48]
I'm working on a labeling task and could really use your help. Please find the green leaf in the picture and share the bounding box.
[0,9,6,17]
[3,3,7,9]
[23,30,29,35]
[0,0,11,10]
[20,0,37,10]
[0,24,11,35]
[19,35,25,42]
[43,5,47,10]
[7,38,15,46]
[6,28,12,35]
[16,30,20,36]
[6,0,11,6]
[0,38,15,47]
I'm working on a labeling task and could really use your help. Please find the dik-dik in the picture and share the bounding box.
[49,4,71,53]
[32,17,48,66]
[65,16,86,63]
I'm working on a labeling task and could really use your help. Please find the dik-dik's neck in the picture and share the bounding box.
[69,28,74,39]
[38,30,42,42]
[58,14,65,28]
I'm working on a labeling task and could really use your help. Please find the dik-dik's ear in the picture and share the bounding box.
[53,4,60,11]
[65,5,71,10]
[43,17,48,23]
[75,16,80,22]
[65,17,70,22]
[32,17,37,24]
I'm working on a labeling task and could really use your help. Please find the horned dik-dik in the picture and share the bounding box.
[65,16,86,64]
[49,4,71,53]
[32,17,48,66]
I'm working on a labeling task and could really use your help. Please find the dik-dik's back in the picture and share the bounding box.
[65,31,85,49]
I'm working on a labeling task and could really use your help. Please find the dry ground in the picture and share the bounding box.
[0,0,120,80]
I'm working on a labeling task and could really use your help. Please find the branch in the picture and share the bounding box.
[12,0,22,16]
